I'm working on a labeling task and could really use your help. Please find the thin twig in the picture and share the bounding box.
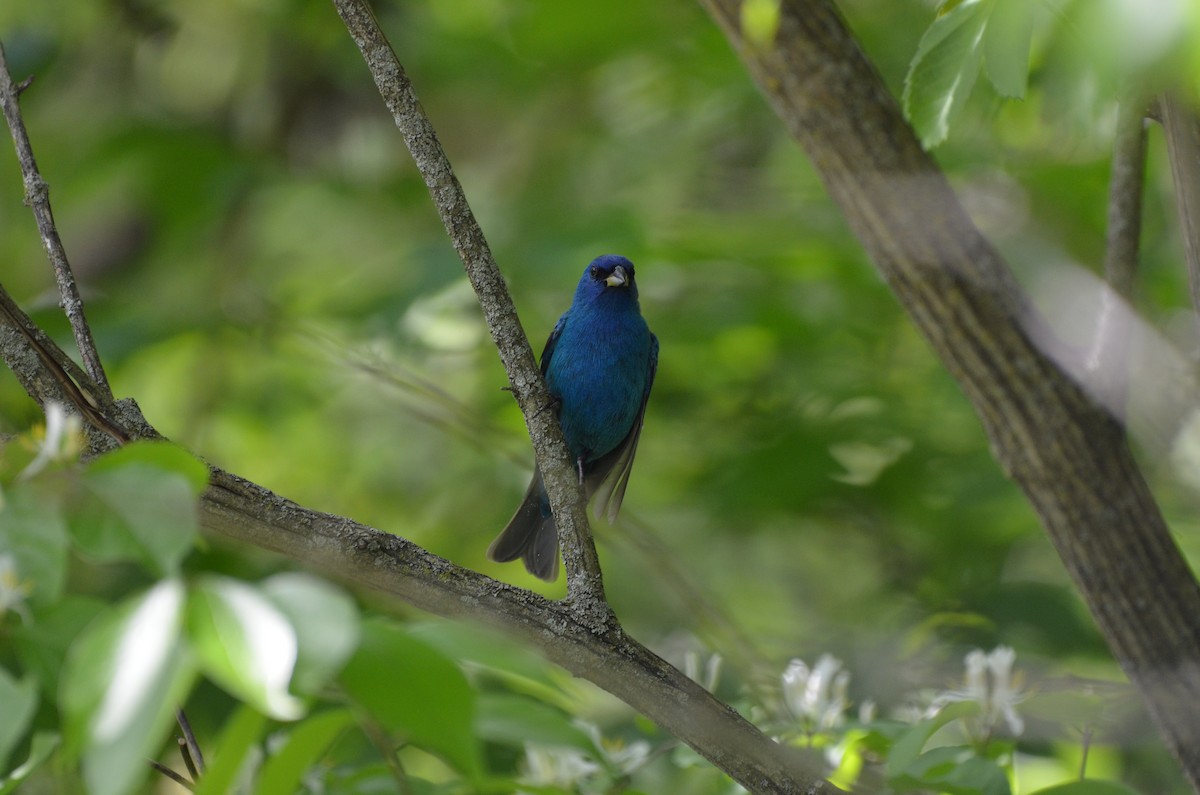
[1159,93,1200,324]
[1104,100,1148,299]
[149,760,195,791]
[359,718,411,795]
[176,710,206,776]
[0,40,113,397]
[329,0,609,606]
[1090,97,1148,417]
[0,285,129,445]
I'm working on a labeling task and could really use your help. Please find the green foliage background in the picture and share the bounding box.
[1,0,1198,792]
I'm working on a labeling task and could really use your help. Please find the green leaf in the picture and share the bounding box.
[86,441,210,494]
[408,620,572,709]
[339,619,480,777]
[192,705,268,795]
[887,700,979,776]
[72,443,204,575]
[903,0,988,147]
[0,732,59,795]
[60,579,196,795]
[475,693,593,751]
[0,482,68,606]
[0,669,38,774]
[256,709,355,795]
[13,596,107,697]
[1028,782,1143,795]
[186,576,304,720]
[983,0,1035,97]
[259,572,360,695]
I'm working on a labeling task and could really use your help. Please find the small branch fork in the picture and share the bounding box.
[0,42,112,398]
[329,0,608,609]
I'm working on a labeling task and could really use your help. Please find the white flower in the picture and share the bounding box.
[21,401,82,480]
[521,745,600,788]
[986,645,1024,736]
[782,654,849,732]
[580,721,651,775]
[933,645,1025,740]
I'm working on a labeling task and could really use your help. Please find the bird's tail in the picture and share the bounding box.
[487,468,559,581]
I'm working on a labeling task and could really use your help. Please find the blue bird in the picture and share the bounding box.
[488,254,659,580]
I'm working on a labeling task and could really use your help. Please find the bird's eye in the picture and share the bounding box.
[589,265,601,279]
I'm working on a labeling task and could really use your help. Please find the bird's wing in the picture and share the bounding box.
[540,313,568,375]
[591,333,658,523]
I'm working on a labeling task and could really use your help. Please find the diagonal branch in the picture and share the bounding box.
[0,42,113,398]
[329,0,608,607]
[200,468,833,795]
[0,285,130,448]
[698,0,1200,786]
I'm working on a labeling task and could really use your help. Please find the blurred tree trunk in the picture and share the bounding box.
[698,0,1200,786]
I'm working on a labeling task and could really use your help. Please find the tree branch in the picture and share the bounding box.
[329,0,608,607]
[200,469,833,794]
[698,0,1200,786]
[0,41,113,398]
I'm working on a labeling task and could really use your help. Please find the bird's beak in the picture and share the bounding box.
[605,265,629,288]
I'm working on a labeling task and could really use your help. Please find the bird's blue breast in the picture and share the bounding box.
[545,298,651,463]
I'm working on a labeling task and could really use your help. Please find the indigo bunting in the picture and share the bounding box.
[488,255,659,580]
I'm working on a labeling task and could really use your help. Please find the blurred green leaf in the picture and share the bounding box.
[256,708,355,795]
[1028,781,1142,795]
[13,597,107,698]
[0,669,38,774]
[72,443,203,575]
[0,482,68,607]
[340,619,480,777]
[259,572,360,695]
[476,693,593,751]
[894,746,1011,795]
[86,441,210,494]
[186,576,304,720]
[887,700,979,777]
[982,0,1035,97]
[192,705,268,795]
[60,579,195,795]
[0,732,59,795]
[903,0,988,147]
[408,620,573,709]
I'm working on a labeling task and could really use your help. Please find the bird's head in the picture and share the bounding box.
[576,255,638,303]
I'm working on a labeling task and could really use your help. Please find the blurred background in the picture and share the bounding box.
[1,0,1196,789]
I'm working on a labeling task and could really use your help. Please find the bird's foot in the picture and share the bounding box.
[576,456,585,485]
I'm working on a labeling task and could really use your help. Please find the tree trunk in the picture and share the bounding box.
[699,0,1200,785]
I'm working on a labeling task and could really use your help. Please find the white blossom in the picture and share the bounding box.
[21,401,82,480]
[521,745,600,788]
[933,645,1025,740]
[782,654,849,731]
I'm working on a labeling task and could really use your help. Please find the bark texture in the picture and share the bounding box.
[698,0,1200,785]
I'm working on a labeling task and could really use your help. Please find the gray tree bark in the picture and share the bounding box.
[698,0,1200,787]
